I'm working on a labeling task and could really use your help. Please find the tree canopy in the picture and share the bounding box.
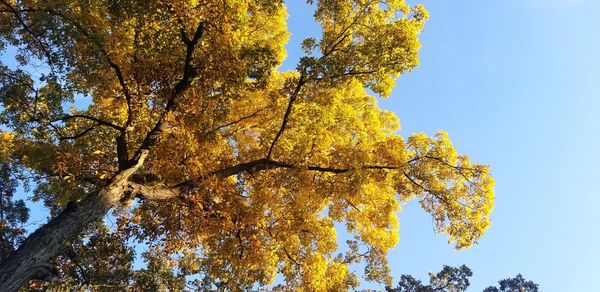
[0,0,494,290]
[484,274,540,292]
[387,265,539,292]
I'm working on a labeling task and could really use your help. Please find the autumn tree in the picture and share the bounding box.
[0,0,494,290]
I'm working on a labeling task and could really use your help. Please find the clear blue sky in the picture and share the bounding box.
[5,0,600,290]
[280,0,600,290]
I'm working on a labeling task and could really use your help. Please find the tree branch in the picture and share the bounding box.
[423,155,479,184]
[126,181,180,202]
[283,246,300,267]
[402,172,467,208]
[207,106,267,135]
[0,0,54,67]
[59,124,98,141]
[52,114,124,132]
[130,21,205,165]
[171,158,399,194]
[266,74,306,159]
[129,156,471,212]
[19,6,136,169]
[266,2,377,160]
[53,8,134,112]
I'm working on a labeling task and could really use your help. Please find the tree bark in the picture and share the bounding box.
[0,152,149,291]
[0,183,122,290]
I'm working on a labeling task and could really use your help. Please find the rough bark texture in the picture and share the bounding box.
[0,152,148,291]
[0,184,121,291]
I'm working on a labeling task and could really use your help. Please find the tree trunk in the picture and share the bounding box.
[0,179,127,291]
[0,150,148,291]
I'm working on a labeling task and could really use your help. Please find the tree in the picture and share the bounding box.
[0,0,495,290]
[388,266,538,292]
[484,274,539,292]
[386,265,472,292]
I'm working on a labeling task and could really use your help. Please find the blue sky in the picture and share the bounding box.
[4,0,600,290]
[282,0,600,290]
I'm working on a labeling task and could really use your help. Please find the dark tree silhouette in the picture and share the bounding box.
[484,274,539,292]
[387,265,539,292]
[386,265,472,292]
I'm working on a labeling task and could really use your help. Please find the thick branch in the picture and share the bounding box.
[168,158,399,195]
[213,159,398,176]
[130,21,205,164]
[185,157,470,211]
[120,155,475,213]
[124,158,400,203]
[127,182,180,201]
